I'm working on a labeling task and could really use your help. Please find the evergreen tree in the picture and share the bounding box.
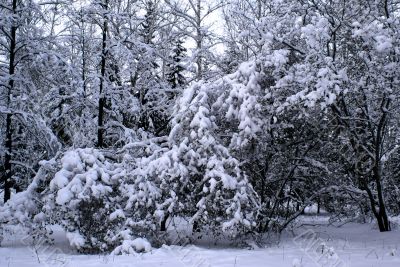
[166,39,187,89]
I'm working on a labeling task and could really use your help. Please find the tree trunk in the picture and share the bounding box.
[375,212,391,232]
[160,214,169,231]
[372,105,391,232]
[365,174,391,232]
[97,0,108,148]
[374,170,391,232]
[4,114,12,203]
[3,0,18,203]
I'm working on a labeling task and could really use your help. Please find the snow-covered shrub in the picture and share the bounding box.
[45,148,132,253]
[0,148,154,253]
[112,238,152,255]
[0,157,60,243]
[138,68,263,237]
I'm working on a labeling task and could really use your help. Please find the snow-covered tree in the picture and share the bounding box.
[0,0,67,202]
[166,38,187,89]
[165,0,223,80]
[252,0,400,231]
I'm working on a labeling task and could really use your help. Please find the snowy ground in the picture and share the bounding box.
[1,215,399,267]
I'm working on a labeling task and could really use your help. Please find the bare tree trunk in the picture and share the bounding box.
[375,212,391,232]
[160,214,169,231]
[372,97,391,232]
[97,0,108,148]
[373,167,391,232]
[4,113,12,203]
[3,0,18,203]
[366,185,391,232]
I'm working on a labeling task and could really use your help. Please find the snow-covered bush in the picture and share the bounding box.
[44,149,125,252]
[0,148,154,253]
[112,238,152,255]
[1,136,259,250]
[141,64,266,237]
[0,157,60,243]
[1,56,312,248]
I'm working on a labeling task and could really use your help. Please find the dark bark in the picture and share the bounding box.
[160,214,169,231]
[372,169,391,232]
[371,96,391,232]
[4,114,12,203]
[3,0,18,203]
[97,0,108,148]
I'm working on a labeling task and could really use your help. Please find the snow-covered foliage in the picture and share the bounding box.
[142,75,262,235]
[47,149,126,252]
[112,238,152,254]
[0,148,154,253]
[2,0,400,255]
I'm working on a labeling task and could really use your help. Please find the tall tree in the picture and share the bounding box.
[1,0,18,202]
[0,0,64,202]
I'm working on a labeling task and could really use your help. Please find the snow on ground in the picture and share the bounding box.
[1,215,399,267]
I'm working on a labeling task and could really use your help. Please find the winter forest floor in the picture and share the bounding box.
[1,213,399,267]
